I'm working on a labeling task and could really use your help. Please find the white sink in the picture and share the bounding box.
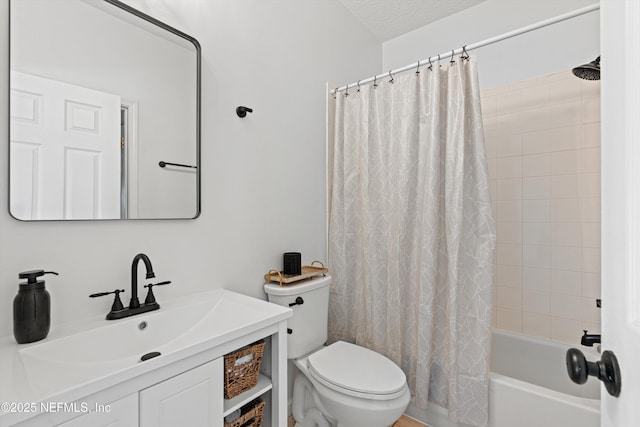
[17,289,289,396]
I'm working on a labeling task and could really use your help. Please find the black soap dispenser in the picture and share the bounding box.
[13,270,58,344]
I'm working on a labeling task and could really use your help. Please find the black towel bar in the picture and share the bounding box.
[158,161,197,169]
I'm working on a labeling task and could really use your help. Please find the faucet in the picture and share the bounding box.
[581,330,601,347]
[89,253,171,320]
[130,253,155,309]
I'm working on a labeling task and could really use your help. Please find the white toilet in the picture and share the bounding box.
[264,275,410,427]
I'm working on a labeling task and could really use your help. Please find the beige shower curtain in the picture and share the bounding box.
[328,57,495,427]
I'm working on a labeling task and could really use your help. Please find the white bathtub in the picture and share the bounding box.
[405,330,600,427]
[489,330,600,427]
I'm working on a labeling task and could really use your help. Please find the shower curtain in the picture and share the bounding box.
[328,57,495,427]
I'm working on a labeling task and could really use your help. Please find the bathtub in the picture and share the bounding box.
[489,330,600,427]
[405,330,600,427]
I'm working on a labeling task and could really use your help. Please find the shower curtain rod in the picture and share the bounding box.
[332,3,600,94]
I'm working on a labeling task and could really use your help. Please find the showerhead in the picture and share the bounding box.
[572,56,600,81]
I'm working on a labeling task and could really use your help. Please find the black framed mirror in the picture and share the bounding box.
[9,0,200,220]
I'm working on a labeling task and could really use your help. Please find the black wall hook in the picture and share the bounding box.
[236,106,253,118]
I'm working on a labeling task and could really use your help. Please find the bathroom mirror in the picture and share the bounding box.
[9,0,200,220]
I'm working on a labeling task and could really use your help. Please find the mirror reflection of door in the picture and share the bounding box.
[10,71,121,220]
[9,0,200,221]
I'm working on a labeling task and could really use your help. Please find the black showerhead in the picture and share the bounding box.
[572,56,600,81]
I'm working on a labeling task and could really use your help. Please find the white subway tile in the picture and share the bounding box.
[523,289,550,314]
[582,223,601,248]
[523,176,550,199]
[523,267,550,292]
[497,90,522,116]
[583,247,601,273]
[579,147,601,173]
[582,273,601,298]
[549,101,582,129]
[522,84,549,110]
[580,198,601,222]
[497,222,523,244]
[522,130,550,155]
[481,95,497,117]
[582,97,600,123]
[550,246,583,271]
[523,153,550,177]
[582,297,601,324]
[523,245,550,268]
[550,269,582,296]
[550,150,579,175]
[550,222,582,247]
[523,223,550,245]
[549,77,582,103]
[497,265,523,288]
[497,243,523,266]
[522,106,549,132]
[581,123,600,148]
[496,178,522,201]
[522,312,551,339]
[550,293,582,320]
[550,317,582,344]
[497,200,523,222]
[497,307,522,333]
[523,199,550,222]
[580,173,600,198]
[581,321,601,335]
[496,157,522,179]
[497,286,522,310]
[496,133,523,158]
[549,125,581,152]
[550,199,581,222]
[581,79,600,100]
[496,112,522,134]
[550,174,580,199]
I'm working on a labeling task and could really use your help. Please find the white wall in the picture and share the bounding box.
[0,0,380,338]
[383,0,600,90]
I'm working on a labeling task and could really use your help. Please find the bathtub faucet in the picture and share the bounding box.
[580,330,601,347]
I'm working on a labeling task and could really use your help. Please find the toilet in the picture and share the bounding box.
[264,275,410,427]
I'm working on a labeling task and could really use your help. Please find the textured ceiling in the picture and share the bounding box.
[338,0,487,41]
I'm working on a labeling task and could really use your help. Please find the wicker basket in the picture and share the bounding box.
[224,340,266,399]
[224,399,265,427]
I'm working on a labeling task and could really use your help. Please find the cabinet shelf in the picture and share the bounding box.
[223,374,272,417]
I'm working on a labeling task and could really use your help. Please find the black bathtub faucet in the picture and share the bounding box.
[580,330,601,347]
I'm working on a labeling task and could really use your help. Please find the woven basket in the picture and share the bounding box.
[224,399,265,427]
[224,340,266,399]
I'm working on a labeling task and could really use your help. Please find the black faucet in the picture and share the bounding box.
[130,253,155,309]
[89,253,171,320]
[581,330,601,347]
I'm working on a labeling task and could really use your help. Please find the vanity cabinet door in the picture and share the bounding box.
[55,393,138,427]
[139,358,223,427]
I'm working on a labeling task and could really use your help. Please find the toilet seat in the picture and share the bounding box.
[307,341,407,400]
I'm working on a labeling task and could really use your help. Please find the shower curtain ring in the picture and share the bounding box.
[388,70,394,84]
[344,85,349,97]
[373,75,378,89]
[357,80,361,92]
[450,49,456,64]
[415,60,421,74]
[437,54,441,67]
[461,45,469,60]
[428,57,433,71]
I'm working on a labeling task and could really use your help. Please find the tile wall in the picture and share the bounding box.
[481,69,601,345]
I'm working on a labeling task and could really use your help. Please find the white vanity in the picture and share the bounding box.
[0,290,292,427]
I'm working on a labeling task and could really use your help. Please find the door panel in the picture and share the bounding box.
[10,71,121,220]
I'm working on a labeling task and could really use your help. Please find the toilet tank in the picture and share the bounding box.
[264,275,331,359]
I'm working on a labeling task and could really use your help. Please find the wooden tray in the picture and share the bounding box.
[264,261,328,286]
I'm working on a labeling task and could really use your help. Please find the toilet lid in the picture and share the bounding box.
[307,341,406,396]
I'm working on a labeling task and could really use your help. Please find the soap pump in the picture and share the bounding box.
[13,270,58,344]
